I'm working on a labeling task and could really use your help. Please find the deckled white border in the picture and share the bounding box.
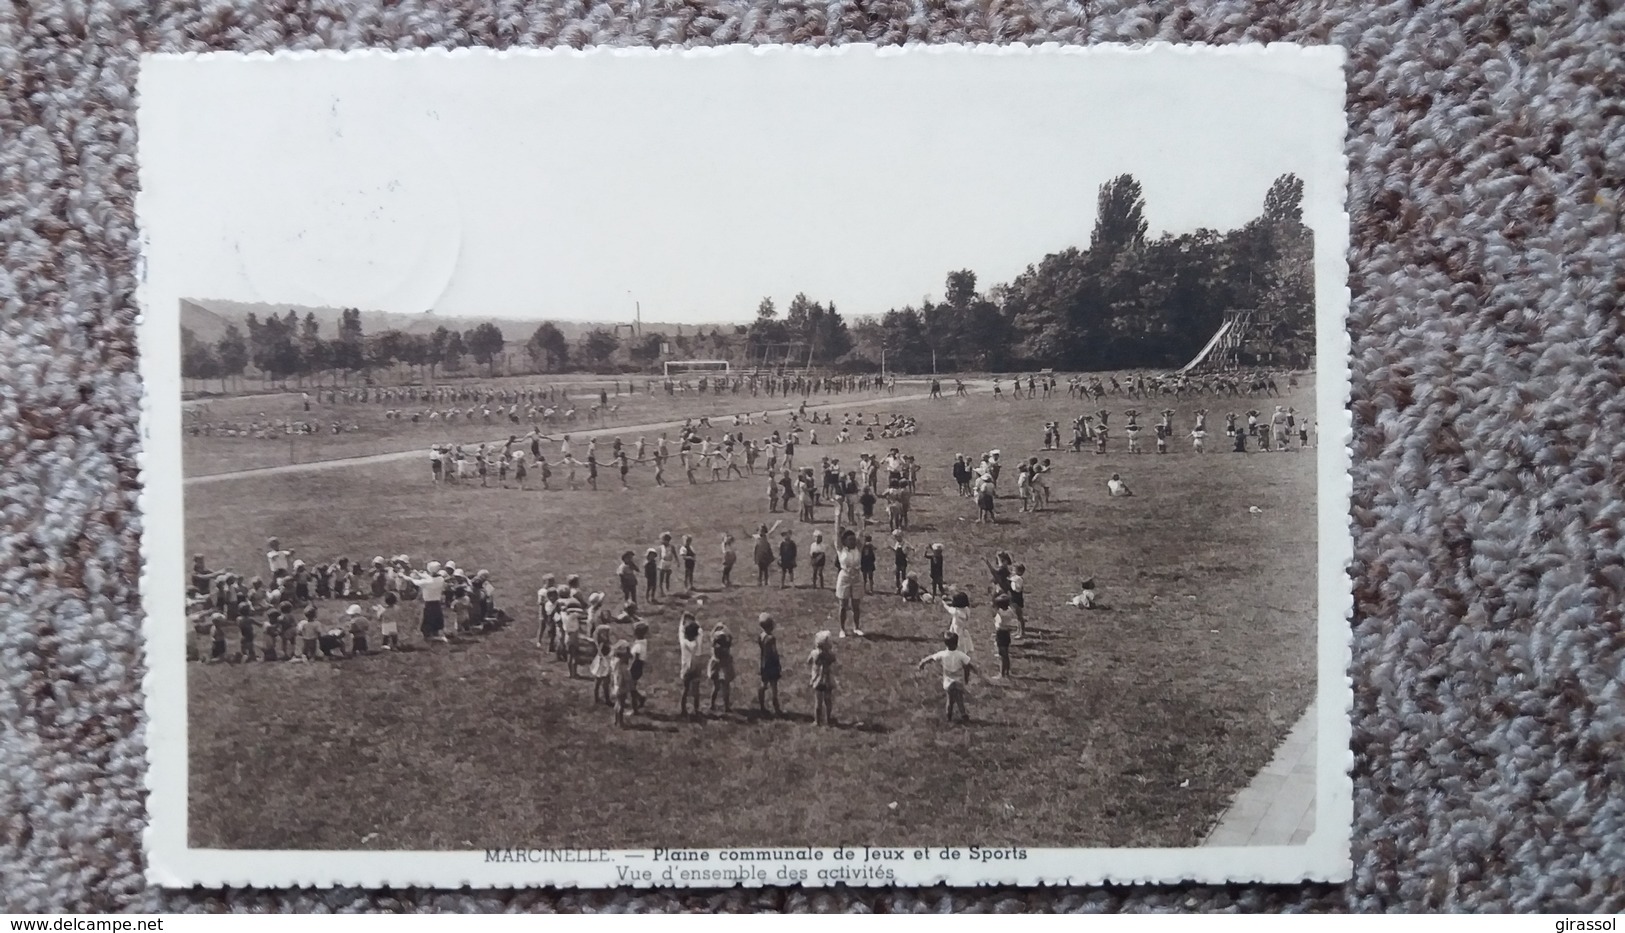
[137,41,1353,889]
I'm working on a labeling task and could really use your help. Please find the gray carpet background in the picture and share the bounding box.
[3,0,1623,913]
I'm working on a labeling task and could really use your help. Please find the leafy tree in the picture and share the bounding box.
[944,270,978,310]
[365,329,399,369]
[464,322,506,375]
[297,312,327,384]
[180,326,222,385]
[213,324,249,391]
[577,328,621,371]
[628,333,664,367]
[748,296,787,353]
[428,327,450,379]
[442,330,467,372]
[525,322,570,373]
[396,333,431,381]
[332,308,366,376]
[1090,173,1148,255]
[1262,173,1305,226]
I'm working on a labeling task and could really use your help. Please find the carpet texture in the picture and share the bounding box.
[3,0,1623,914]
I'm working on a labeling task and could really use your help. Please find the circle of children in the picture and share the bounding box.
[187,539,508,666]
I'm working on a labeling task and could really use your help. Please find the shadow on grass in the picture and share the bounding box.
[861,631,937,645]
[1019,652,1073,666]
[620,719,682,734]
[1002,673,1064,685]
[738,709,817,725]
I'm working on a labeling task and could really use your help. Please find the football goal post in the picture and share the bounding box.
[664,359,731,378]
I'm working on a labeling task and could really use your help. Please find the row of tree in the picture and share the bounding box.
[181,172,1314,387]
[844,173,1313,373]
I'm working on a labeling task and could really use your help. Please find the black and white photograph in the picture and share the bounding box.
[138,44,1352,888]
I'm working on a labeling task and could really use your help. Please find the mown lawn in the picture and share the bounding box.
[181,375,926,476]
[184,382,1318,851]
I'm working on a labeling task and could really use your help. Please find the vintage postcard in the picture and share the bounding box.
[138,43,1353,888]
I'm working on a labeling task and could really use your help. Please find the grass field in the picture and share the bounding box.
[182,376,930,477]
[183,382,1318,851]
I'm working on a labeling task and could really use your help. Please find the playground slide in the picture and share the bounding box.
[1179,319,1234,374]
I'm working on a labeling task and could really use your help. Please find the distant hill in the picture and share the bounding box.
[178,299,738,343]
[179,299,235,343]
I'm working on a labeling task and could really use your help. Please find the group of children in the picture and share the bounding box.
[1063,369,1295,400]
[529,567,812,726]
[526,542,1045,728]
[186,540,505,664]
[1052,406,1314,455]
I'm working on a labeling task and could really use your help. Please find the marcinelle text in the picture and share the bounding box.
[484,848,611,863]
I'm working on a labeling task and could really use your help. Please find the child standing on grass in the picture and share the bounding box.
[778,530,798,588]
[918,631,977,723]
[617,552,639,607]
[720,534,737,588]
[681,535,698,592]
[927,543,946,598]
[261,609,281,662]
[208,612,228,663]
[341,602,367,654]
[611,641,633,727]
[563,452,580,490]
[708,623,735,713]
[753,526,775,587]
[298,606,319,661]
[943,589,974,656]
[586,591,607,637]
[277,601,296,659]
[560,600,583,678]
[892,533,909,593]
[629,621,650,712]
[976,476,996,524]
[808,631,837,727]
[377,592,400,650]
[1010,563,1028,638]
[809,531,827,589]
[860,534,877,594]
[756,614,782,716]
[534,586,553,651]
[658,533,677,596]
[992,594,1013,678]
[679,614,705,718]
[237,601,258,661]
[591,638,613,705]
[642,549,660,604]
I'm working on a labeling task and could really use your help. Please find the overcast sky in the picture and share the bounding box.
[140,45,1345,324]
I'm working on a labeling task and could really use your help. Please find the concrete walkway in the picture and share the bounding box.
[1202,702,1317,846]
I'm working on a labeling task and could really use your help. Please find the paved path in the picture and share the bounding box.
[185,388,952,486]
[1202,702,1317,847]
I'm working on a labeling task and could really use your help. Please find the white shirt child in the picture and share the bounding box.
[924,649,973,690]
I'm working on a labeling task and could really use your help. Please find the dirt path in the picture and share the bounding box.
[185,386,967,485]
